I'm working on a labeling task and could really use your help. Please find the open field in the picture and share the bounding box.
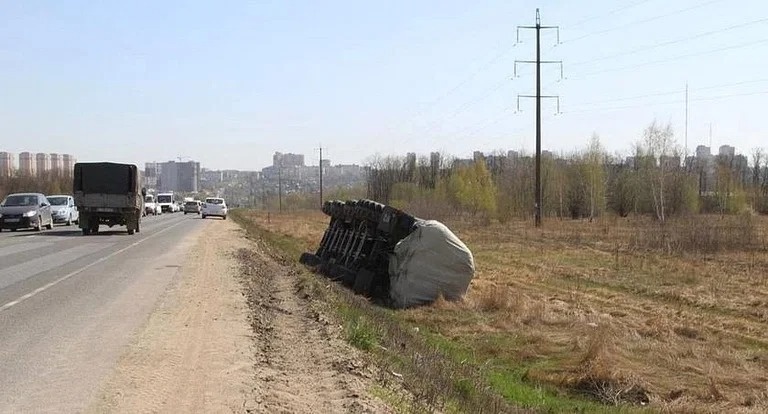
[236,209,768,412]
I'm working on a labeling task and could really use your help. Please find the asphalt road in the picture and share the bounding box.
[0,212,208,412]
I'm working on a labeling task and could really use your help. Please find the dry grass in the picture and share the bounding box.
[239,209,768,412]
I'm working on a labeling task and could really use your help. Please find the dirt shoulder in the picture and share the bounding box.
[236,233,396,413]
[89,217,395,414]
[87,219,255,413]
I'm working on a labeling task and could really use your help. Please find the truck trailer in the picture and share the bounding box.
[73,162,145,235]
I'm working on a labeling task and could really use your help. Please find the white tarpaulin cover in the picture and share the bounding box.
[388,220,475,308]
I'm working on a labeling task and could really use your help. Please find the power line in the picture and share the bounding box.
[562,0,725,44]
[415,44,516,115]
[569,17,768,67]
[569,38,768,79]
[573,78,768,107]
[562,89,768,114]
[568,0,655,28]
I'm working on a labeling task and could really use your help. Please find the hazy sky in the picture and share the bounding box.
[1,0,767,170]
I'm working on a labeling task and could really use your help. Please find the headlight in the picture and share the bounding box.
[23,210,37,217]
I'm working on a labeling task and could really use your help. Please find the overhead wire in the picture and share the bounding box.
[561,0,725,45]
[569,17,768,67]
[568,38,768,79]
[561,89,768,114]
[567,0,656,28]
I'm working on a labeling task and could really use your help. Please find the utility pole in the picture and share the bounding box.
[685,83,689,157]
[277,158,283,213]
[516,9,561,227]
[317,144,324,209]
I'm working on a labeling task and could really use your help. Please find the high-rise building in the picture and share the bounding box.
[49,153,62,174]
[157,160,200,192]
[19,152,36,176]
[62,154,75,176]
[695,145,712,160]
[718,145,735,159]
[273,152,304,168]
[0,152,15,177]
[35,153,51,176]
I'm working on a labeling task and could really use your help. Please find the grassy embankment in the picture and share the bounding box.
[233,209,768,413]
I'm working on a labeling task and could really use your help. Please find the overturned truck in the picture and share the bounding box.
[299,200,475,308]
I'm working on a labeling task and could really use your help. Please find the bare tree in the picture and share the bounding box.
[641,121,676,223]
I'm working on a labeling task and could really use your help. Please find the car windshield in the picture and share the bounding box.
[47,197,68,206]
[2,195,39,207]
[205,198,223,204]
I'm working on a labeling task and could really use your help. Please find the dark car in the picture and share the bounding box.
[0,193,54,232]
[183,200,201,214]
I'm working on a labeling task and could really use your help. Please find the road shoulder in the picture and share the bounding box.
[86,218,255,413]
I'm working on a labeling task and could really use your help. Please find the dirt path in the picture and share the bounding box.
[237,236,395,414]
[88,218,394,413]
[87,219,255,413]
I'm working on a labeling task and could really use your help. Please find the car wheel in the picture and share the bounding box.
[202,214,206,219]
[223,215,227,220]
[184,211,188,215]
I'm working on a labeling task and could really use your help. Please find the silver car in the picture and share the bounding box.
[47,195,80,225]
[0,193,54,232]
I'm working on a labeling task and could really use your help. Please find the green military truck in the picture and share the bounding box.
[73,162,146,235]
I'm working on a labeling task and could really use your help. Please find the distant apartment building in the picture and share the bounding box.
[718,145,735,159]
[157,160,200,193]
[35,153,51,176]
[0,152,15,177]
[49,153,62,174]
[273,152,304,168]
[18,152,36,176]
[62,154,75,176]
[144,162,160,189]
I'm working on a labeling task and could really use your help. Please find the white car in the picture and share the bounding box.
[46,195,79,225]
[144,195,162,216]
[201,198,227,219]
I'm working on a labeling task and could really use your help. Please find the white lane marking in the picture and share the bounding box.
[0,218,190,312]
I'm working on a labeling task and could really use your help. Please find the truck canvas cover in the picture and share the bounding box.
[74,163,137,194]
[388,220,475,308]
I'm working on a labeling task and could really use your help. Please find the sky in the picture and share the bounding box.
[1,0,767,170]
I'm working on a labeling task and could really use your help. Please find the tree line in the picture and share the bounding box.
[364,121,768,222]
[0,172,74,201]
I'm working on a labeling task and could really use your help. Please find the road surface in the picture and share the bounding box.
[0,213,207,412]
